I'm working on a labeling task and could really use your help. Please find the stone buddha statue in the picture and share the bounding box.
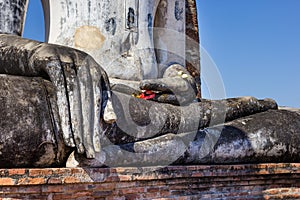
[0,0,299,168]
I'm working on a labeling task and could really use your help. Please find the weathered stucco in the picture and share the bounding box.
[44,0,160,81]
[0,74,71,167]
[0,0,28,35]
[74,25,106,50]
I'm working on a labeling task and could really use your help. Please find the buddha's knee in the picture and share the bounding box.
[0,74,72,167]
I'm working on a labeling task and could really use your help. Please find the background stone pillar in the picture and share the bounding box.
[0,0,29,35]
[186,0,201,97]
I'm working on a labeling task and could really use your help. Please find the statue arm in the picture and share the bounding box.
[0,34,116,158]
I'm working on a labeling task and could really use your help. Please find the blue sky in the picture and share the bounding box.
[23,0,300,108]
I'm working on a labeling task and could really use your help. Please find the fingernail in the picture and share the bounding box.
[182,74,189,79]
[104,100,117,124]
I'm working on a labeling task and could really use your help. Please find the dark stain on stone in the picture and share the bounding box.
[105,17,116,35]
[147,13,153,37]
[127,7,136,30]
[88,1,91,22]
[175,0,184,21]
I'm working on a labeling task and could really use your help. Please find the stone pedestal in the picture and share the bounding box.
[0,164,300,199]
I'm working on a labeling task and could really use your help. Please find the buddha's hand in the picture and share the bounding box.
[139,64,198,105]
[0,34,116,158]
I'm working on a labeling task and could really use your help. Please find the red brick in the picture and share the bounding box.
[280,188,291,193]
[119,187,145,195]
[42,185,65,193]
[0,196,24,200]
[141,192,159,199]
[53,193,74,200]
[265,189,279,195]
[71,168,85,174]
[115,181,136,189]
[18,186,42,194]
[65,184,89,192]
[73,191,93,198]
[165,166,187,172]
[8,169,26,176]
[18,177,46,185]
[118,175,132,181]
[0,178,15,185]
[138,180,166,187]
[147,187,161,193]
[104,175,121,182]
[124,194,141,200]
[178,197,190,200]
[0,186,19,194]
[92,183,116,191]
[92,191,114,197]
[105,197,116,200]
[191,172,205,177]
[29,169,53,177]
[0,164,300,199]
[159,190,171,197]
[47,177,63,184]
[51,168,71,175]
[286,193,300,198]
[165,179,187,185]
[63,176,81,184]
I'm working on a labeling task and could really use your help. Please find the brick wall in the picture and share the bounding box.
[0,163,300,199]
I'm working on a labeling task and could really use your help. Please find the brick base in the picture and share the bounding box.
[0,163,300,199]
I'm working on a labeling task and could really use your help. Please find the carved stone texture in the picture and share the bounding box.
[154,0,186,73]
[0,74,71,167]
[185,0,201,96]
[0,0,28,35]
[180,109,300,164]
[44,0,159,81]
[74,108,300,167]
[104,93,277,145]
[0,34,116,159]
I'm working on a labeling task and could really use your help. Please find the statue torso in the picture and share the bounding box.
[44,0,186,81]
